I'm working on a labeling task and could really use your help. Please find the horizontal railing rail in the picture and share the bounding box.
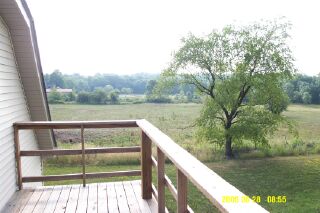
[13,120,141,191]
[13,119,268,213]
[14,120,138,129]
[22,171,141,182]
[20,146,140,156]
[137,119,268,213]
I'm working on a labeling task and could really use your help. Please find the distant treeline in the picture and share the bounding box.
[44,70,199,104]
[44,70,320,105]
[284,74,320,104]
[44,70,158,94]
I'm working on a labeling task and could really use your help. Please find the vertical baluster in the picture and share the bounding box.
[14,126,22,190]
[177,169,187,213]
[157,148,165,212]
[141,131,152,199]
[81,125,86,187]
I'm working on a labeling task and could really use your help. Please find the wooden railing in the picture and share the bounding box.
[13,120,140,188]
[14,120,268,213]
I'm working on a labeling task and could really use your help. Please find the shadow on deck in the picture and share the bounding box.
[4,180,158,213]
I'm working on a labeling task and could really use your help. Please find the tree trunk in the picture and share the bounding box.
[225,134,234,159]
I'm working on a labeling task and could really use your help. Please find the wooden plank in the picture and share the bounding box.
[20,146,141,156]
[106,182,119,213]
[114,182,130,213]
[21,188,43,212]
[22,170,141,182]
[65,184,80,213]
[123,181,141,213]
[14,120,138,129]
[43,185,63,212]
[131,181,151,213]
[14,126,22,190]
[87,183,98,212]
[21,173,86,182]
[2,189,34,213]
[75,185,89,213]
[81,125,86,187]
[54,185,71,213]
[141,131,152,199]
[146,196,159,213]
[32,186,54,213]
[177,169,188,213]
[137,119,269,213]
[157,148,165,212]
[97,183,108,213]
[137,181,159,213]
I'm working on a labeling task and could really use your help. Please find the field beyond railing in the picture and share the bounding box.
[14,120,268,213]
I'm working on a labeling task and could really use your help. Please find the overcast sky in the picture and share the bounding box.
[26,0,320,76]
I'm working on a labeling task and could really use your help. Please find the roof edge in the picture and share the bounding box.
[20,0,57,147]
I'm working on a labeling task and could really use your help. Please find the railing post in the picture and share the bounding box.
[157,148,165,212]
[14,126,22,190]
[81,125,86,187]
[177,169,187,213]
[141,130,152,199]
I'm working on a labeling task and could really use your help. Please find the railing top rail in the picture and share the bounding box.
[137,119,268,213]
[14,120,138,129]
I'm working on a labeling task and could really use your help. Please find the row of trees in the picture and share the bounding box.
[45,71,200,104]
[44,71,157,94]
[47,86,120,104]
[45,70,320,105]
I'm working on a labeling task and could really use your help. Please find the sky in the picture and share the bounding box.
[26,0,320,76]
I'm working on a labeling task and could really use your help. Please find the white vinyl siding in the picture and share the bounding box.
[0,16,41,211]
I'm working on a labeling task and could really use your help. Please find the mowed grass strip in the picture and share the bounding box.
[44,155,320,213]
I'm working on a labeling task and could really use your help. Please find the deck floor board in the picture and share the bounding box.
[2,180,158,213]
[33,186,54,213]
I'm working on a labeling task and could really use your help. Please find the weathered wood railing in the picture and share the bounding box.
[13,120,140,188]
[14,120,268,213]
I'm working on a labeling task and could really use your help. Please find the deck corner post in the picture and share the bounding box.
[177,169,187,213]
[14,125,22,190]
[141,130,152,199]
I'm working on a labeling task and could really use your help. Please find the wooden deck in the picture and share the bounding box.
[11,120,268,212]
[3,180,159,213]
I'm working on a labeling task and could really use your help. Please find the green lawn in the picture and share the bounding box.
[46,103,320,212]
[44,155,320,213]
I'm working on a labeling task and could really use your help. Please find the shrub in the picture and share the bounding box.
[89,89,108,104]
[146,95,172,103]
[48,89,64,104]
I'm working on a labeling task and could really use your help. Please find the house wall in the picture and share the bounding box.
[0,0,55,150]
[0,16,41,210]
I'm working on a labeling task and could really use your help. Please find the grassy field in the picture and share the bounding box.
[44,156,320,212]
[49,103,320,159]
[46,103,320,212]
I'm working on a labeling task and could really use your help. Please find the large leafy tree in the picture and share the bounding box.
[159,19,296,158]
